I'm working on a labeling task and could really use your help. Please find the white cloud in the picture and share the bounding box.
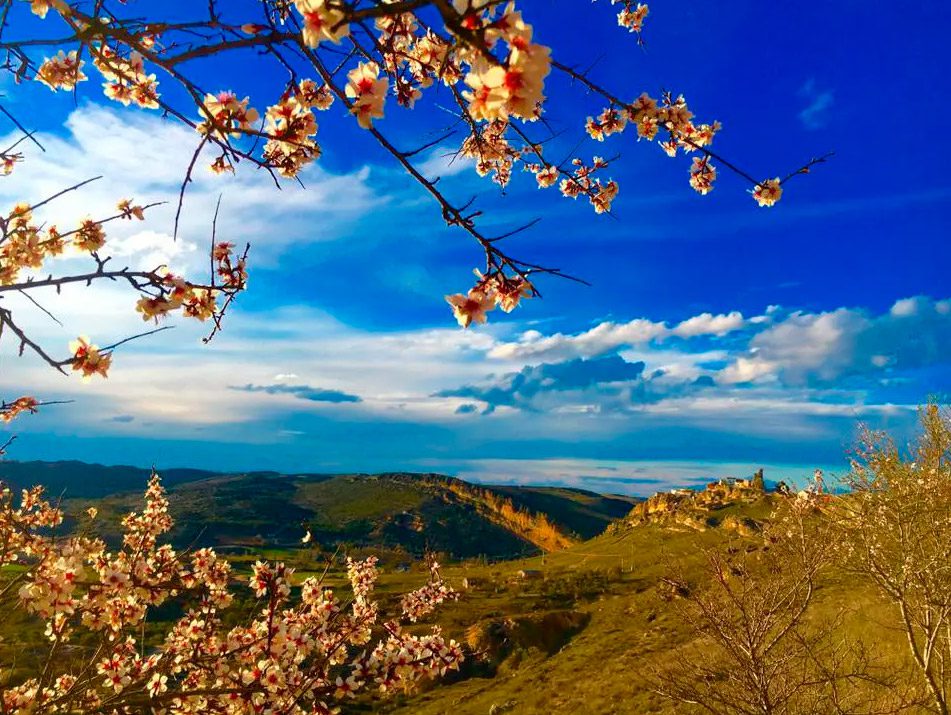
[890,296,927,317]
[718,308,868,385]
[718,297,951,386]
[488,318,667,361]
[489,310,748,360]
[718,356,778,385]
[672,311,745,338]
[0,104,382,270]
[106,230,199,272]
[416,147,473,179]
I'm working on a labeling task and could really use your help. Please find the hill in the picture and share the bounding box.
[0,459,224,498]
[0,461,637,560]
[369,487,883,715]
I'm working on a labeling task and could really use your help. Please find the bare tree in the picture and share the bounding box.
[653,497,904,715]
[834,405,951,714]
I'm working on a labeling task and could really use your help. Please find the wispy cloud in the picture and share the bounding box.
[798,78,835,130]
[416,145,473,179]
[231,383,362,404]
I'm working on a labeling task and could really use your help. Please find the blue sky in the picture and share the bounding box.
[1,1,949,494]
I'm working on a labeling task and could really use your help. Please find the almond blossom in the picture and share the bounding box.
[198,92,260,140]
[295,0,350,47]
[445,288,496,328]
[117,198,145,221]
[753,178,783,207]
[92,46,160,110]
[0,473,464,714]
[689,157,717,195]
[68,336,112,380]
[263,86,322,178]
[35,50,86,91]
[616,2,650,33]
[345,61,389,129]
[0,396,39,423]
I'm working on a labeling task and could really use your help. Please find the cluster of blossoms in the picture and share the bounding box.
[68,336,112,380]
[135,272,217,323]
[461,119,522,187]
[135,242,245,323]
[0,473,464,714]
[557,157,619,214]
[214,241,248,290]
[460,3,551,123]
[262,79,334,178]
[345,62,389,129]
[198,92,260,141]
[582,91,788,207]
[689,157,717,195]
[584,92,723,195]
[36,35,159,110]
[753,178,783,207]
[401,560,458,621]
[613,1,650,34]
[92,44,160,109]
[34,49,85,90]
[0,396,39,423]
[377,14,459,107]
[445,269,533,328]
[0,203,113,285]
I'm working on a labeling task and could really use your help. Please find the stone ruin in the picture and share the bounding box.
[624,468,768,530]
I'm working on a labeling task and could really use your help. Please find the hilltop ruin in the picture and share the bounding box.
[622,469,769,532]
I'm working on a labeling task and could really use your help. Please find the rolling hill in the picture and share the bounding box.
[0,461,638,560]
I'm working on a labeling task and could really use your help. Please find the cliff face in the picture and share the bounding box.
[623,470,768,531]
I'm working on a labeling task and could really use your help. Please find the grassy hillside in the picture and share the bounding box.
[488,485,638,539]
[366,494,897,715]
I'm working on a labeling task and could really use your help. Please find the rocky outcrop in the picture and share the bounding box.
[623,471,768,531]
[465,610,590,669]
[721,514,762,537]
